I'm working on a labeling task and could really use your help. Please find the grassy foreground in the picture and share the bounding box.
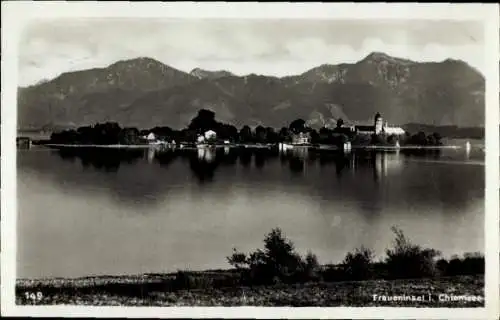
[16,227,484,307]
[16,274,483,307]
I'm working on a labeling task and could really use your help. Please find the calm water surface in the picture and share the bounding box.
[17,145,484,279]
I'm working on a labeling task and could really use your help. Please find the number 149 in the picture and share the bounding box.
[24,291,43,301]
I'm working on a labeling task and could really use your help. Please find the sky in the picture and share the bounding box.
[18,18,485,86]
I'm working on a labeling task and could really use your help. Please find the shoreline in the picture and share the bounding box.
[16,274,484,307]
[38,143,472,151]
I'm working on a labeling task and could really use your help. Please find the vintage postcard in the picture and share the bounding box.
[1,2,499,319]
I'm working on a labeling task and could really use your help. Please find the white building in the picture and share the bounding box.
[357,113,405,136]
[378,114,405,136]
[204,130,217,141]
[291,132,311,145]
[146,132,156,141]
[374,113,384,135]
[383,126,405,136]
[197,135,206,144]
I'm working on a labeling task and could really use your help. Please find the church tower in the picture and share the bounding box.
[374,112,383,135]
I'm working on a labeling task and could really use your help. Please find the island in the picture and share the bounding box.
[32,109,446,151]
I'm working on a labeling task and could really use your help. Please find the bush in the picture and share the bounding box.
[342,246,374,281]
[321,265,345,282]
[387,134,399,145]
[371,134,388,146]
[171,270,214,290]
[437,252,484,276]
[227,228,319,285]
[351,134,371,146]
[227,248,248,270]
[436,258,450,276]
[404,131,442,146]
[461,252,485,275]
[224,226,484,287]
[302,251,321,281]
[384,226,441,279]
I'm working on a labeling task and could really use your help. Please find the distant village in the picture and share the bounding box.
[18,110,444,150]
[138,112,404,145]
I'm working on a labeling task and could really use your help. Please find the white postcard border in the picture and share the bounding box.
[1,2,499,318]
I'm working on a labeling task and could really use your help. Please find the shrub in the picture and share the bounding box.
[387,134,399,145]
[461,252,485,275]
[351,134,371,146]
[171,270,214,290]
[371,133,388,146]
[227,248,248,270]
[303,251,321,281]
[342,246,375,281]
[321,265,345,282]
[438,252,484,276]
[384,226,441,279]
[227,228,319,285]
[436,258,450,276]
[171,270,196,290]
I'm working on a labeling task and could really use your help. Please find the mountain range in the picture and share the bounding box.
[17,51,485,131]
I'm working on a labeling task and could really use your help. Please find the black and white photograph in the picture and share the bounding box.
[2,2,499,319]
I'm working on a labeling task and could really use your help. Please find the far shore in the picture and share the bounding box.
[38,143,474,151]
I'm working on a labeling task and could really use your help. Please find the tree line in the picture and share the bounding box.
[49,109,443,146]
[224,226,482,286]
[142,226,484,292]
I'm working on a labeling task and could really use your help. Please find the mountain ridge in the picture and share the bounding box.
[19,52,484,89]
[17,52,485,131]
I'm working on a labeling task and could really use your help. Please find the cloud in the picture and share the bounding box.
[18,18,484,86]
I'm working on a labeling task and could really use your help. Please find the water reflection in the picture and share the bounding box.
[51,146,439,181]
[147,147,156,164]
[197,147,216,163]
[190,149,220,183]
[17,146,484,278]
[57,147,144,172]
[22,145,479,213]
[239,148,253,168]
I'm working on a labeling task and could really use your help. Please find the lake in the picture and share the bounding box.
[17,145,485,279]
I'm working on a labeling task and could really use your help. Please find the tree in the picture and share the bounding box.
[255,125,267,143]
[426,134,437,146]
[227,227,312,285]
[278,127,291,142]
[227,248,248,270]
[342,246,374,280]
[319,127,331,144]
[301,251,321,281]
[431,132,443,146]
[77,126,94,144]
[371,133,387,146]
[218,124,238,142]
[188,109,218,133]
[336,118,344,129]
[239,125,253,143]
[385,226,441,279]
[410,131,428,145]
[50,129,80,144]
[289,119,306,134]
[150,126,173,140]
[119,127,140,145]
[180,128,197,142]
[92,122,122,145]
[387,134,398,145]
[265,127,279,144]
[309,129,320,144]
[333,133,349,147]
